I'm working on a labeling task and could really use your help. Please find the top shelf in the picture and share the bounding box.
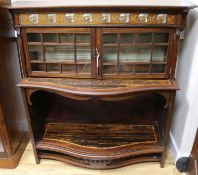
[4,0,196,9]
[18,78,179,98]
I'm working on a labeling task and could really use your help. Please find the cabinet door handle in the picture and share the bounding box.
[96,48,100,77]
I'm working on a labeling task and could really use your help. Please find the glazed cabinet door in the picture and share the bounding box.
[22,28,96,78]
[97,28,174,79]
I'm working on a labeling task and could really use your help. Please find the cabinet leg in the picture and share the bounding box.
[160,155,165,168]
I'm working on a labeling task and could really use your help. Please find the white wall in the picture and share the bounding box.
[170,8,198,160]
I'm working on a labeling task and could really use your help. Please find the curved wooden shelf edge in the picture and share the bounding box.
[38,152,160,170]
[17,78,179,105]
[36,139,163,160]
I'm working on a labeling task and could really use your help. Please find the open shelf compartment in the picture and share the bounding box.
[26,89,168,169]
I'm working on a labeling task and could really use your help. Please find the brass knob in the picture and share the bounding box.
[83,14,92,23]
[48,14,56,23]
[102,14,111,23]
[29,14,39,24]
[138,14,148,23]
[156,14,167,23]
[119,13,130,23]
[64,14,74,23]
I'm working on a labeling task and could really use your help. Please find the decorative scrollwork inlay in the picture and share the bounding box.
[156,14,167,24]
[47,14,56,23]
[83,13,92,23]
[64,13,74,23]
[138,13,148,23]
[102,14,111,23]
[20,13,177,26]
[119,13,130,23]
[84,159,112,167]
[29,14,39,24]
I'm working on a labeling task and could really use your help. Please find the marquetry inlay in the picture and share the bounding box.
[19,13,179,26]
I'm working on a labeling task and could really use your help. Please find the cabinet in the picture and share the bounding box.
[0,7,29,168]
[6,0,196,169]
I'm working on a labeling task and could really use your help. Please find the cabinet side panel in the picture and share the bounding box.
[0,138,4,153]
[0,8,28,154]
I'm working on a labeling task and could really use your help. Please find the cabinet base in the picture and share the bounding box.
[0,132,29,169]
[39,151,161,169]
[36,123,163,169]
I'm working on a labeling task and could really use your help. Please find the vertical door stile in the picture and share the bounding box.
[91,28,97,78]
[149,33,154,74]
[41,33,47,72]
[133,33,138,74]
[96,28,103,79]
[58,33,62,73]
[74,33,77,74]
[117,33,120,75]
[22,29,32,76]
[168,29,177,79]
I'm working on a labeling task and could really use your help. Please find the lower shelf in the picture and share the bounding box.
[39,150,161,169]
[36,122,163,169]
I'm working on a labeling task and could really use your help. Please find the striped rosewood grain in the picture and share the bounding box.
[42,123,157,148]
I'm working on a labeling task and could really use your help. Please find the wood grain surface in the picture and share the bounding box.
[0,143,186,175]
[42,123,157,148]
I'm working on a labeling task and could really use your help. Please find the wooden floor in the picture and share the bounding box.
[0,143,185,175]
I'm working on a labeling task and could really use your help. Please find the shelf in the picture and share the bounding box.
[36,122,163,160]
[103,43,169,47]
[103,61,167,65]
[38,150,161,169]
[18,78,179,99]
[40,123,158,148]
[28,42,91,46]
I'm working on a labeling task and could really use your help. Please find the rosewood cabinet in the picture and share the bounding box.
[5,0,196,169]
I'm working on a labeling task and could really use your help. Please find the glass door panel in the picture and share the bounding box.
[29,46,42,61]
[75,33,91,74]
[76,33,90,43]
[76,46,91,62]
[119,65,133,73]
[46,64,59,72]
[154,33,169,43]
[24,28,93,78]
[134,65,150,73]
[43,33,58,43]
[103,46,117,63]
[77,64,91,73]
[101,28,172,78]
[103,65,117,74]
[152,46,168,62]
[120,34,135,43]
[31,63,44,71]
[151,64,166,73]
[137,33,152,43]
[119,46,150,62]
[62,65,75,73]
[27,33,41,42]
[60,33,75,43]
[45,46,74,61]
[103,34,117,43]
